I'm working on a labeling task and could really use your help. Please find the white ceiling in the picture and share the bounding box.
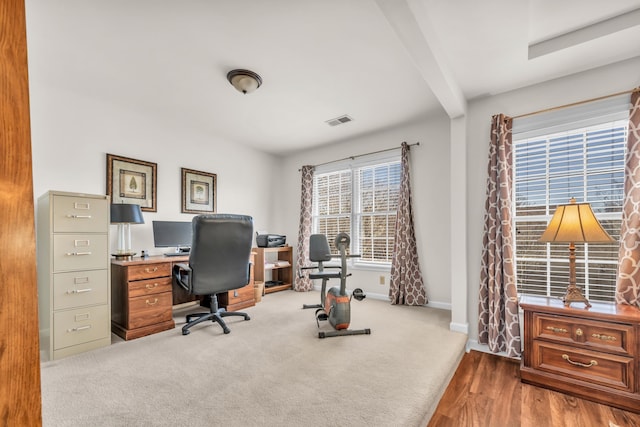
[25,0,640,155]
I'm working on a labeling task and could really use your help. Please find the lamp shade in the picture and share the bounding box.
[110,204,144,224]
[538,198,614,243]
[227,69,262,94]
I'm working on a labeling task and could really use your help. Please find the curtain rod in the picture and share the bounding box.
[511,87,639,120]
[298,142,419,171]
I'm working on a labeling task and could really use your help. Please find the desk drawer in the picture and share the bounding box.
[53,270,109,310]
[53,234,108,272]
[53,304,110,350]
[127,262,171,281]
[534,313,634,355]
[128,277,172,298]
[52,195,109,233]
[533,341,635,392]
[227,283,254,305]
[127,291,173,329]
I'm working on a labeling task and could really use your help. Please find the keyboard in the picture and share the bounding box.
[164,252,189,257]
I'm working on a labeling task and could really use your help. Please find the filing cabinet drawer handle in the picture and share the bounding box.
[592,333,616,341]
[146,298,159,306]
[66,251,92,256]
[73,202,91,210]
[545,326,568,333]
[145,283,159,289]
[67,325,92,333]
[145,267,159,273]
[67,288,92,294]
[562,354,597,368]
[66,214,92,219]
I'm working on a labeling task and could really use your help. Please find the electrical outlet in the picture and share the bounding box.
[379,275,385,285]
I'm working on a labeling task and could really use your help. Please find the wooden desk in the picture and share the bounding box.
[111,254,256,340]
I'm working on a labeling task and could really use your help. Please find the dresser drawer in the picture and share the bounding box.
[53,304,110,350]
[127,291,173,329]
[53,270,109,310]
[127,262,172,281]
[128,277,172,298]
[532,341,635,392]
[52,195,109,233]
[53,234,108,272]
[534,313,634,355]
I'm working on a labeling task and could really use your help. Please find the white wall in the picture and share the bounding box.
[29,84,279,256]
[278,116,452,305]
[465,56,640,342]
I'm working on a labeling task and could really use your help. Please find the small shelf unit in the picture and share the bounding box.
[253,246,292,294]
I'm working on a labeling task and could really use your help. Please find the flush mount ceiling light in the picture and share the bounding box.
[227,69,262,94]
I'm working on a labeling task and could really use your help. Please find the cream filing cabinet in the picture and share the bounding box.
[37,191,111,360]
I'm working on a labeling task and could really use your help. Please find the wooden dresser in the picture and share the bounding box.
[520,296,640,413]
[111,257,176,340]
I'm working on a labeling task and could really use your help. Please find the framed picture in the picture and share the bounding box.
[106,154,157,212]
[181,168,216,214]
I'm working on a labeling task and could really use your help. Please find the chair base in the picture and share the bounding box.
[182,295,250,335]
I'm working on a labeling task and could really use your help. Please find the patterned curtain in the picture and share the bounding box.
[616,89,640,308]
[294,165,315,291]
[389,142,427,305]
[478,114,521,357]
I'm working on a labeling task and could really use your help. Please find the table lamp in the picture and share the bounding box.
[111,203,144,260]
[538,198,615,308]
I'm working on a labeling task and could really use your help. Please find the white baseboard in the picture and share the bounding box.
[466,339,521,360]
[449,322,469,334]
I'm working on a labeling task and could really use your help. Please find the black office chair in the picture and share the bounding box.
[173,214,253,335]
[300,234,342,310]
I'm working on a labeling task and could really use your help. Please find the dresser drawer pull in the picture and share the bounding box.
[576,328,584,336]
[545,326,568,333]
[145,267,159,273]
[66,251,92,256]
[592,333,616,341]
[66,214,92,219]
[562,354,598,368]
[67,325,92,333]
[146,298,159,306]
[66,288,92,294]
[145,283,159,289]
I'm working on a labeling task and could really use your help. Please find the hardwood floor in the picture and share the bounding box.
[428,350,640,427]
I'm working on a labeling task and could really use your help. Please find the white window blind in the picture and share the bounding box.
[513,96,629,303]
[312,151,401,265]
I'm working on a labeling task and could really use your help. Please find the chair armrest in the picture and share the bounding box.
[172,263,192,291]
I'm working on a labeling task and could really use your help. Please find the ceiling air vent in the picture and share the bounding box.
[325,115,353,127]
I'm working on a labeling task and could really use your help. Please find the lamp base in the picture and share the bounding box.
[563,285,591,308]
[112,252,136,261]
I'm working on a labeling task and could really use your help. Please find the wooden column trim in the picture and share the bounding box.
[0,0,43,425]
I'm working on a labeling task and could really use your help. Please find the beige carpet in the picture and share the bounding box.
[40,290,467,426]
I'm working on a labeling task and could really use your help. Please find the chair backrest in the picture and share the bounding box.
[188,214,254,295]
[309,234,332,262]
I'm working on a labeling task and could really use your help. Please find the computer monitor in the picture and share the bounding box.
[152,221,192,254]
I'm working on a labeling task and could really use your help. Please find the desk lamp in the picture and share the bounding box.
[111,203,144,260]
[538,198,615,308]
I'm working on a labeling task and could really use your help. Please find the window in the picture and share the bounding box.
[513,100,628,303]
[312,153,401,265]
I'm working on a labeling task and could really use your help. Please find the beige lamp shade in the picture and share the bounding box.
[539,198,614,244]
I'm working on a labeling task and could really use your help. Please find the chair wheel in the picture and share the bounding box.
[319,332,325,339]
[182,329,190,336]
[223,329,231,334]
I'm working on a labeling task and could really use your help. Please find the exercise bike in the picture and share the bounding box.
[300,233,371,338]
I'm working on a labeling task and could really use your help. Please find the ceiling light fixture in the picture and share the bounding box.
[227,69,262,94]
